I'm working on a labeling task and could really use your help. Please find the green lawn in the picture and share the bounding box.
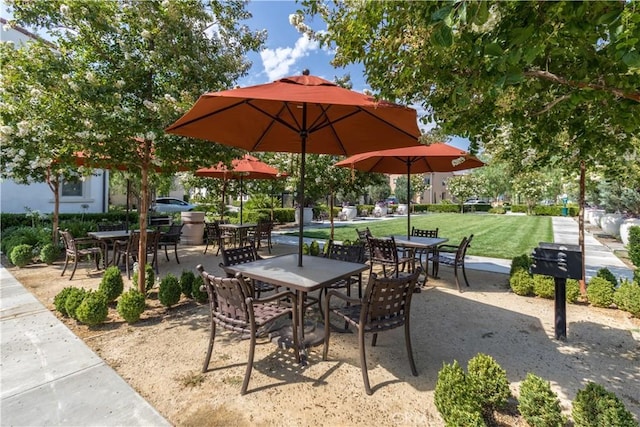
[290,213,553,260]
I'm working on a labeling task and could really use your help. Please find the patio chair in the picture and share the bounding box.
[114,230,160,279]
[203,221,234,255]
[323,267,422,395]
[97,223,126,232]
[196,265,300,395]
[247,220,273,253]
[410,226,439,272]
[158,223,184,263]
[59,229,104,280]
[318,240,366,316]
[219,245,277,298]
[366,236,416,279]
[355,227,373,261]
[429,234,473,292]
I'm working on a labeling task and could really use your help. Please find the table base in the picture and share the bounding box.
[269,322,325,363]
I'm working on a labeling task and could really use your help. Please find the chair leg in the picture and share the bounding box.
[371,333,378,347]
[404,320,418,376]
[203,240,210,254]
[164,245,170,262]
[173,244,180,264]
[462,263,470,287]
[69,258,79,280]
[454,264,462,292]
[359,327,372,395]
[61,255,70,277]
[323,297,331,360]
[241,327,257,395]
[202,322,216,372]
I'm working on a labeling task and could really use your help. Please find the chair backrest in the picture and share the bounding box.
[145,229,160,253]
[411,227,438,238]
[360,267,422,329]
[356,227,373,258]
[221,245,261,268]
[58,229,76,254]
[197,265,253,327]
[366,236,399,267]
[455,235,473,262]
[325,240,365,264]
[204,222,219,239]
[97,223,126,232]
[162,224,184,242]
[126,231,142,253]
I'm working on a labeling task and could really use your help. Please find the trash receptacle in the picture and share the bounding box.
[180,211,205,245]
[561,207,568,216]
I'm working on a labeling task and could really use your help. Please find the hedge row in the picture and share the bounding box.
[1,212,140,233]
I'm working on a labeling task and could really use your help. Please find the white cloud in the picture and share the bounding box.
[260,34,319,81]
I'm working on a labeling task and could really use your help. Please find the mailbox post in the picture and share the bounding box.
[530,242,582,340]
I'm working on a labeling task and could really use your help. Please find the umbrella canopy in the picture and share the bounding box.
[335,143,484,238]
[167,71,421,266]
[195,154,286,223]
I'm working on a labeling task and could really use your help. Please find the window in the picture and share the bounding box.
[61,178,83,197]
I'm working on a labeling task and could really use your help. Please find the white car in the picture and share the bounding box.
[151,197,197,213]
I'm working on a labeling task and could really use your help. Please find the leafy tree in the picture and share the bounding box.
[446,174,482,213]
[512,171,548,214]
[394,174,428,205]
[470,156,511,203]
[4,0,265,292]
[297,0,640,294]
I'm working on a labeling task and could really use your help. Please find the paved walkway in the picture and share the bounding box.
[0,215,634,426]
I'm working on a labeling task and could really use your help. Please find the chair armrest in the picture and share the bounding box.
[326,290,360,306]
[436,244,459,253]
[253,290,297,306]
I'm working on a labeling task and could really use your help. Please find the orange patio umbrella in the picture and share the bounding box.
[166,71,421,266]
[335,143,485,238]
[195,154,286,223]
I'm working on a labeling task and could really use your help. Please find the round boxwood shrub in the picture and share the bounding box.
[533,275,556,299]
[76,291,108,326]
[596,267,618,287]
[510,269,534,296]
[64,287,87,320]
[434,360,482,425]
[628,226,640,268]
[572,382,638,427]
[510,253,532,277]
[53,286,76,317]
[467,353,511,415]
[158,274,181,308]
[613,279,640,317]
[117,288,146,324]
[39,243,60,265]
[10,244,34,267]
[98,266,124,302]
[132,263,155,292]
[309,240,320,256]
[180,270,195,298]
[566,279,581,304]
[518,373,566,427]
[586,277,615,308]
[192,275,208,303]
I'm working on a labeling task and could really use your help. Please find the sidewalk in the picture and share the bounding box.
[0,267,170,426]
[0,215,634,426]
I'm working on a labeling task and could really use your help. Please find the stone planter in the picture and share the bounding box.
[294,207,313,225]
[180,211,205,245]
[396,204,408,215]
[340,206,358,221]
[585,208,595,224]
[373,205,388,217]
[590,209,606,227]
[600,213,624,237]
[620,218,640,246]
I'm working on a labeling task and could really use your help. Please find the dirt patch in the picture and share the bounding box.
[4,242,639,426]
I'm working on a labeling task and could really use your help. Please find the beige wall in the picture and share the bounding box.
[388,172,454,204]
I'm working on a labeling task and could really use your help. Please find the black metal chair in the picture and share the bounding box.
[219,245,277,298]
[366,235,416,278]
[247,220,274,253]
[114,230,160,278]
[323,267,422,395]
[410,226,439,272]
[429,234,474,292]
[318,240,366,314]
[203,221,234,255]
[355,227,373,261]
[196,265,299,395]
[58,229,104,280]
[158,223,184,263]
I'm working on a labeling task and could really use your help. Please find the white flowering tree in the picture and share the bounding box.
[446,174,484,213]
[1,0,265,292]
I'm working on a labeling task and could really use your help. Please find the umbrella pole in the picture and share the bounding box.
[407,161,411,239]
[239,176,244,225]
[298,107,308,267]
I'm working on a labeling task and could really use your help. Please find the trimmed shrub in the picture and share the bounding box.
[53,286,76,317]
[10,244,34,267]
[64,287,87,320]
[435,360,483,425]
[76,291,108,326]
[466,353,511,414]
[180,270,195,298]
[572,382,638,427]
[132,263,155,292]
[510,269,534,296]
[533,274,556,299]
[488,207,506,214]
[566,279,581,304]
[98,266,124,302]
[309,240,320,256]
[628,226,640,268]
[596,268,618,288]
[510,253,532,277]
[518,373,566,427]
[117,288,146,324]
[158,274,181,308]
[39,243,60,265]
[1,226,50,258]
[302,242,310,255]
[586,277,615,308]
[192,276,208,303]
[613,279,640,317]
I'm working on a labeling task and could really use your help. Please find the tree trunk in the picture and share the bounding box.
[137,139,151,294]
[46,169,60,245]
[579,160,586,296]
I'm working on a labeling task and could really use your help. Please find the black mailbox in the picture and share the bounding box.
[531,243,582,279]
[530,242,583,341]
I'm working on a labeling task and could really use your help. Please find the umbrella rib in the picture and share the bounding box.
[246,101,303,151]
[166,98,247,131]
[310,104,348,154]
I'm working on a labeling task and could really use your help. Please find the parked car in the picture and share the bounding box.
[151,197,196,213]
[385,196,398,206]
[464,198,490,205]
